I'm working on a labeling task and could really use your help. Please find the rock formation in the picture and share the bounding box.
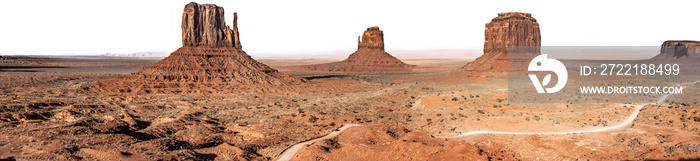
[356,26,384,50]
[651,40,700,63]
[462,12,541,72]
[181,3,241,48]
[90,2,302,94]
[306,26,414,72]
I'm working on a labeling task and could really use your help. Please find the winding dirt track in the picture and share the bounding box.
[445,105,643,137]
[449,81,692,137]
[274,105,645,161]
[274,81,695,161]
[275,124,361,161]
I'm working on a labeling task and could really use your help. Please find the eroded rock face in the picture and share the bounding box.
[483,12,540,54]
[90,2,301,94]
[182,2,241,48]
[357,26,384,50]
[306,26,413,72]
[462,12,541,72]
[652,40,700,62]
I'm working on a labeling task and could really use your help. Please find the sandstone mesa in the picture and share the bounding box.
[462,12,541,72]
[651,40,700,63]
[305,26,414,72]
[89,2,303,94]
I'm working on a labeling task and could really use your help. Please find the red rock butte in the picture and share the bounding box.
[89,2,302,94]
[462,12,541,72]
[651,40,700,63]
[305,26,414,72]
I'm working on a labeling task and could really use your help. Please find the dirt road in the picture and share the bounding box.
[275,124,361,161]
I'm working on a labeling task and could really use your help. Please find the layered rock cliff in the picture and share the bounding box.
[357,26,384,50]
[306,26,413,72]
[90,2,301,94]
[182,2,242,48]
[651,40,700,62]
[462,12,541,72]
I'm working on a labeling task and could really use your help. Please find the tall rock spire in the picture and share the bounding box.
[233,12,242,49]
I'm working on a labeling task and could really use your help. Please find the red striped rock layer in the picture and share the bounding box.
[463,12,541,72]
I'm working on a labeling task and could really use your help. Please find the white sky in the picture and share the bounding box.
[1,0,698,55]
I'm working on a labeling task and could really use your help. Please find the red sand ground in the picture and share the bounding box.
[1,56,698,160]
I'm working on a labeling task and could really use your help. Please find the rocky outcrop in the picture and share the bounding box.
[305,26,413,72]
[462,12,541,72]
[90,2,301,94]
[483,12,540,54]
[651,40,700,62]
[357,26,384,50]
[182,2,241,48]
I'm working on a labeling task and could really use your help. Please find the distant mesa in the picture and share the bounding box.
[651,40,700,63]
[89,2,303,94]
[462,12,541,72]
[305,26,414,72]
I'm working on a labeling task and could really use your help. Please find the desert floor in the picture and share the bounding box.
[1,55,699,160]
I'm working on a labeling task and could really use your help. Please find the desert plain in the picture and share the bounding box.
[1,2,700,161]
[1,52,699,160]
